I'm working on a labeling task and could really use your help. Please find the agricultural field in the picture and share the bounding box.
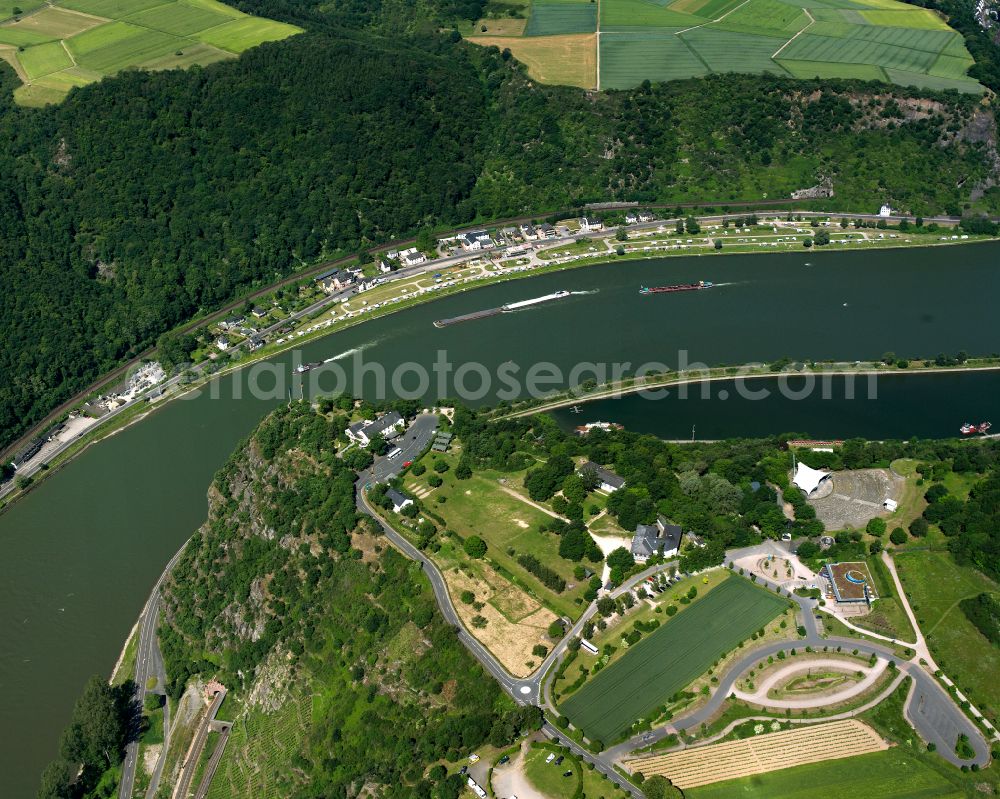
[560,575,788,743]
[0,0,299,105]
[684,746,963,798]
[628,719,887,789]
[468,0,982,92]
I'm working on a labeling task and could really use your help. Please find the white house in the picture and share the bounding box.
[579,460,625,492]
[386,488,414,514]
[520,223,537,240]
[879,204,893,217]
[625,212,639,225]
[579,216,604,232]
[378,260,393,274]
[214,337,230,351]
[458,231,493,250]
[346,411,404,446]
[631,516,682,563]
[401,250,427,266]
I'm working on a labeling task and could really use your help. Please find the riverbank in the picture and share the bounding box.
[3,229,996,512]
[500,359,1000,419]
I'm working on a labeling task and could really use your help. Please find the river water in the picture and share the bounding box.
[2,243,999,796]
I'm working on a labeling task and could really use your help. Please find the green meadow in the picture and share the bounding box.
[0,0,300,105]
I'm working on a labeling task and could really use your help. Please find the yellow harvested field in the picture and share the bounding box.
[468,33,596,89]
[445,564,556,677]
[5,7,104,38]
[626,720,887,789]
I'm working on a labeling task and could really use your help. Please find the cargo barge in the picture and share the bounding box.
[639,281,713,294]
[434,290,570,328]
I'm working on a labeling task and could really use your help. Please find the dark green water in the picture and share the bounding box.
[2,243,1000,796]
[550,370,1000,440]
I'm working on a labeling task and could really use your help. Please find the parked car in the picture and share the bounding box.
[498,755,509,765]
[555,756,564,765]
[563,770,574,777]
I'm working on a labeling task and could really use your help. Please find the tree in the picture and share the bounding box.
[596,596,616,616]
[59,675,127,775]
[606,547,635,572]
[714,239,723,250]
[547,620,564,638]
[890,527,907,545]
[685,216,701,234]
[866,517,886,536]
[463,536,487,558]
[367,433,388,455]
[616,227,628,241]
[455,459,472,480]
[814,229,830,246]
[643,775,681,799]
[909,517,929,538]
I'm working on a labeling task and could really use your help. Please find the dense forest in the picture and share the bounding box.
[2,0,999,452]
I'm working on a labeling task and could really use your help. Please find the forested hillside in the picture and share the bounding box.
[39,401,542,797]
[1,0,999,452]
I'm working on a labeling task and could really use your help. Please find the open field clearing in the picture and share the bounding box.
[628,720,886,788]
[2,7,103,38]
[1,0,46,18]
[475,0,981,91]
[685,746,963,798]
[18,40,72,78]
[468,33,596,88]
[895,544,1000,719]
[3,0,299,104]
[560,575,787,742]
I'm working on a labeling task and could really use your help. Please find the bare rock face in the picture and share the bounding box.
[791,183,834,200]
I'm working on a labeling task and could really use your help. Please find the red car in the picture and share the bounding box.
[403,461,412,468]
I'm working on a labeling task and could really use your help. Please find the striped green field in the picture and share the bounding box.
[560,575,788,743]
[525,1,597,35]
[4,0,300,105]
[475,0,982,92]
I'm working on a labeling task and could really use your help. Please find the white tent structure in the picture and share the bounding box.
[792,462,831,496]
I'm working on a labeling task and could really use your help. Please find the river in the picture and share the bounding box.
[2,242,999,796]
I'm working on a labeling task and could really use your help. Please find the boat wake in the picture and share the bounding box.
[570,289,599,296]
[326,337,384,362]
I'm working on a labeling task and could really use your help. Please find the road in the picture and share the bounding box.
[118,543,188,799]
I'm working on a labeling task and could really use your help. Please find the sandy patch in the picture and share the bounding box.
[143,743,162,775]
[446,566,556,677]
[514,518,530,529]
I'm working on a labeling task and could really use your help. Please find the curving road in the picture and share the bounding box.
[118,543,187,799]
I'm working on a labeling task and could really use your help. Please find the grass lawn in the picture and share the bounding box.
[404,453,590,619]
[524,743,582,796]
[561,575,788,742]
[18,40,72,78]
[686,747,963,798]
[894,542,1000,722]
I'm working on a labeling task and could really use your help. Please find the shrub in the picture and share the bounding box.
[464,536,487,558]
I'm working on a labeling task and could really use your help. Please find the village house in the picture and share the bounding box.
[458,231,493,250]
[346,411,404,446]
[578,461,625,492]
[631,516,683,563]
[386,488,414,513]
[314,268,356,293]
[579,216,604,233]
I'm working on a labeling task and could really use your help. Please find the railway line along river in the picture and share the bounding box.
[2,242,1000,796]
